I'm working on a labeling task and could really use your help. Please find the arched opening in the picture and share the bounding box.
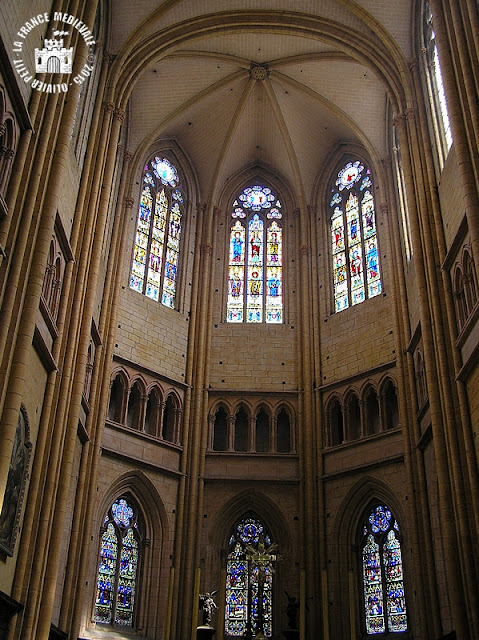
[162,395,176,442]
[225,515,275,637]
[126,382,142,430]
[365,389,380,435]
[108,375,126,424]
[255,408,270,452]
[276,407,291,453]
[234,407,249,452]
[360,504,408,634]
[213,406,229,451]
[347,394,361,440]
[384,381,399,430]
[94,495,143,628]
[144,388,161,436]
[330,398,344,446]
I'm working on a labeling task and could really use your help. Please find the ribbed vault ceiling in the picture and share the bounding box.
[110,0,415,201]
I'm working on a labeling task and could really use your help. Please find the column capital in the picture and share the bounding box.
[103,101,115,114]
[114,108,126,123]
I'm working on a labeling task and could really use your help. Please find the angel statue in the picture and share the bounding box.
[199,591,218,626]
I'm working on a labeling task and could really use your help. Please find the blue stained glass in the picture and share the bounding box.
[227,186,283,323]
[369,506,391,533]
[363,506,408,635]
[331,161,381,312]
[225,517,274,637]
[94,498,140,628]
[130,157,183,308]
[112,499,133,527]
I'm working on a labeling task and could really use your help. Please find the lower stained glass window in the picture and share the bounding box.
[362,505,407,634]
[225,517,274,637]
[94,496,141,627]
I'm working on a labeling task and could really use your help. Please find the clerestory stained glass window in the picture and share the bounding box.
[227,185,283,323]
[94,496,141,627]
[362,505,408,635]
[330,161,381,312]
[423,3,452,166]
[130,157,184,308]
[225,517,274,637]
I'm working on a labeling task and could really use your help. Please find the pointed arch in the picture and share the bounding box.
[234,405,250,452]
[144,385,162,436]
[108,370,129,424]
[92,471,169,634]
[332,477,410,638]
[327,395,344,447]
[226,180,285,323]
[275,404,292,453]
[209,490,292,639]
[363,385,380,435]
[254,406,270,452]
[345,390,362,441]
[213,404,229,452]
[129,154,186,309]
[328,158,382,312]
[126,378,146,430]
[381,377,400,431]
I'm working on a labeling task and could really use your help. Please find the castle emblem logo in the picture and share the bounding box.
[35,31,73,74]
[12,13,95,94]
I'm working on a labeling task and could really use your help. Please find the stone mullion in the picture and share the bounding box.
[249,414,256,452]
[271,413,277,453]
[358,399,366,438]
[395,111,469,638]
[174,408,183,445]
[228,415,235,451]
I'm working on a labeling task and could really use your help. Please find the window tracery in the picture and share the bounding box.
[94,496,142,627]
[326,378,400,446]
[225,516,274,637]
[227,185,283,323]
[130,157,184,309]
[330,160,381,312]
[210,405,292,453]
[453,248,478,332]
[361,505,408,634]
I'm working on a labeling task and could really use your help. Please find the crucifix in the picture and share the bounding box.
[245,538,280,638]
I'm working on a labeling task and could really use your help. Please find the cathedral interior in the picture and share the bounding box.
[0,1,479,639]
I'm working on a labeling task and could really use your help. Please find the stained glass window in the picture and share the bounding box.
[362,505,407,635]
[330,161,381,312]
[423,3,452,167]
[94,496,141,627]
[130,157,184,309]
[227,185,283,323]
[225,517,274,637]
